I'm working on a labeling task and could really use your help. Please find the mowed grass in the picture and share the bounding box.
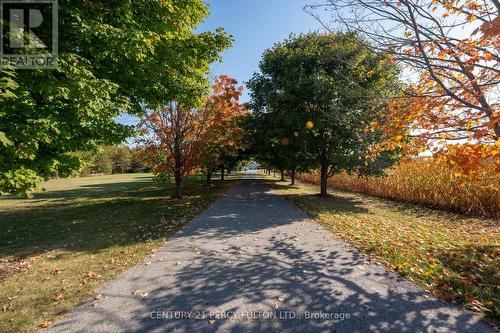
[0,173,239,332]
[268,175,499,326]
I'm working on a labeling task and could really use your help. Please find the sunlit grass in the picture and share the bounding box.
[298,158,499,218]
[0,173,240,332]
[269,174,499,326]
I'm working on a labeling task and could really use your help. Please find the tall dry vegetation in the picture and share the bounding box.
[297,158,500,218]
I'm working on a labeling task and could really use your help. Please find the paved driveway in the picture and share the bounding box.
[46,172,493,333]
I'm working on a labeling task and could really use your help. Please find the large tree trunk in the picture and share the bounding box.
[206,172,212,187]
[320,161,329,197]
[220,167,225,181]
[290,168,296,185]
[280,170,285,182]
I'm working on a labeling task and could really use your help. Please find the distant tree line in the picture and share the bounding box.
[77,146,149,176]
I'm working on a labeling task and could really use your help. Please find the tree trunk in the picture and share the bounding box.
[280,170,285,182]
[220,167,225,181]
[173,176,182,198]
[290,168,296,185]
[320,161,329,197]
[273,170,276,177]
[206,172,212,186]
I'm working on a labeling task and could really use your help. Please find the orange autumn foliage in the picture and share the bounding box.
[199,75,247,173]
[137,75,247,194]
[137,102,214,196]
[366,0,500,176]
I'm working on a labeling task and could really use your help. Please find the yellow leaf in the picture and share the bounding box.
[40,319,54,328]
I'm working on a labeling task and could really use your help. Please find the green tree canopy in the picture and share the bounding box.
[248,32,401,195]
[0,0,232,196]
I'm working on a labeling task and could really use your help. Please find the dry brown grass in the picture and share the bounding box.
[297,158,500,218]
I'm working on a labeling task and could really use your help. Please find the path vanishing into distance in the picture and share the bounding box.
[46,172,493,333]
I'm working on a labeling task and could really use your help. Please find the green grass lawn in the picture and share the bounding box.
[268,174,499,326]
[0,173,239,332]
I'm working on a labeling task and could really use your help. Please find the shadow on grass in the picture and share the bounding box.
[324,184,500,224]
[433,244,499,322]
[268,180,370,216]
[266,179,499,325]
[0,176,154,205]
[46,177,493,333]
[0,175,239,261]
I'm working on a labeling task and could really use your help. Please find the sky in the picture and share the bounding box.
[118,0,323,128]
[198,0,325,103]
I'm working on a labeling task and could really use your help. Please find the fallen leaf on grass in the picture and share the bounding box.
[469,300,490,312]
[53,292,64,302]
[87,271,101,279]
[3,303,13,312]
[39,319,54,328]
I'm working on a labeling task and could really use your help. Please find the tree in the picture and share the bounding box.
[248,32,402,196]
[130,147,150,173]
[107,146,133,174]
[199,75,247,185]
[244,111,313,185]
[306,0,500,174]
[75,145,133,175]
[0,0,232,196]
[138,103,212,198]
[94,152,114,175]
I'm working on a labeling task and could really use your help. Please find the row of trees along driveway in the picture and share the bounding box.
[245,32,402,195]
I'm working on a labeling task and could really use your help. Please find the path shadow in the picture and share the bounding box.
[46,178,492,333]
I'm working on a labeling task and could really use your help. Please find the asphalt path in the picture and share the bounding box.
[46,171,493,333]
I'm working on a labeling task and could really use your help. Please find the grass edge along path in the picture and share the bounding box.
[267,174,499,327]
[0,173,240,332]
